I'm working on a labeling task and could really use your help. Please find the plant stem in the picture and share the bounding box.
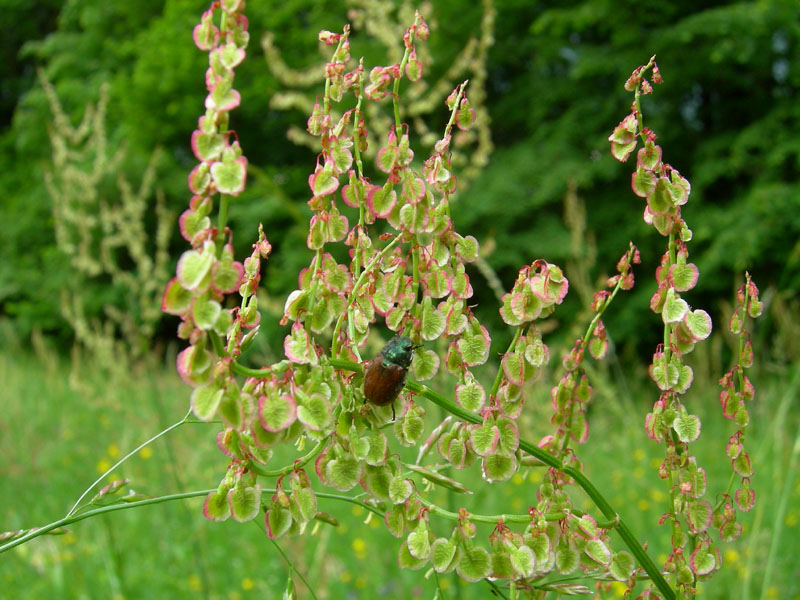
[330,234,404,358]
[217,194,230,237]
[580,246,632,350]
[231,361,272,378]
[1,486,382,556]
[444,81,469,138]
[391,12,423,128]
[66,408,193,517]
[488,325,523,400]
[247,435,328,478]
[315,490,384,517]
[267,536,319,600]
[415,494,566,525]
[0,489,214,555]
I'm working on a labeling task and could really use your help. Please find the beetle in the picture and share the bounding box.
[363,335,419,421]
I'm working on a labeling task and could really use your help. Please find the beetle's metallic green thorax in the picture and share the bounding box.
[380,335,415,369]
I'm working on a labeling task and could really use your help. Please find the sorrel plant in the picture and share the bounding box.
[1,3,762,599]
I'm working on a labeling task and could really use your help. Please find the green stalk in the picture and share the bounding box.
[217,194,230,237]
[246,405,341,479]
[66,409,193,517]
[558,244,635,457]
[330,234,403,357]
[391,12,424,127]
[415,494,566,525]
[0,490,214,555]
[580,246,632,350]
[266,537,319,600]
[351,63,367,282]
[488,325,523,400]
[1,486,382,557]
[444,81,469,138]
[231,360,272,378]
[246,437,327,478]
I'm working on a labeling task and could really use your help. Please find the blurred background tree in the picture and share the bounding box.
[1,0,798,366]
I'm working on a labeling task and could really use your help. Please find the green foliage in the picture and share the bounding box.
[458,0,800,351]
[4,0,797,356]
[0,0,62,125]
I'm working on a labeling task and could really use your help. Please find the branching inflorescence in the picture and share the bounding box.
[156,5,759,598]
[609,56,761,596]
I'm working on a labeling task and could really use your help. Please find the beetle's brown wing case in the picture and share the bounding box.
[364,359,408,406]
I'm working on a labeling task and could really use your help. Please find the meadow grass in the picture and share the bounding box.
[1,347,798,599]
